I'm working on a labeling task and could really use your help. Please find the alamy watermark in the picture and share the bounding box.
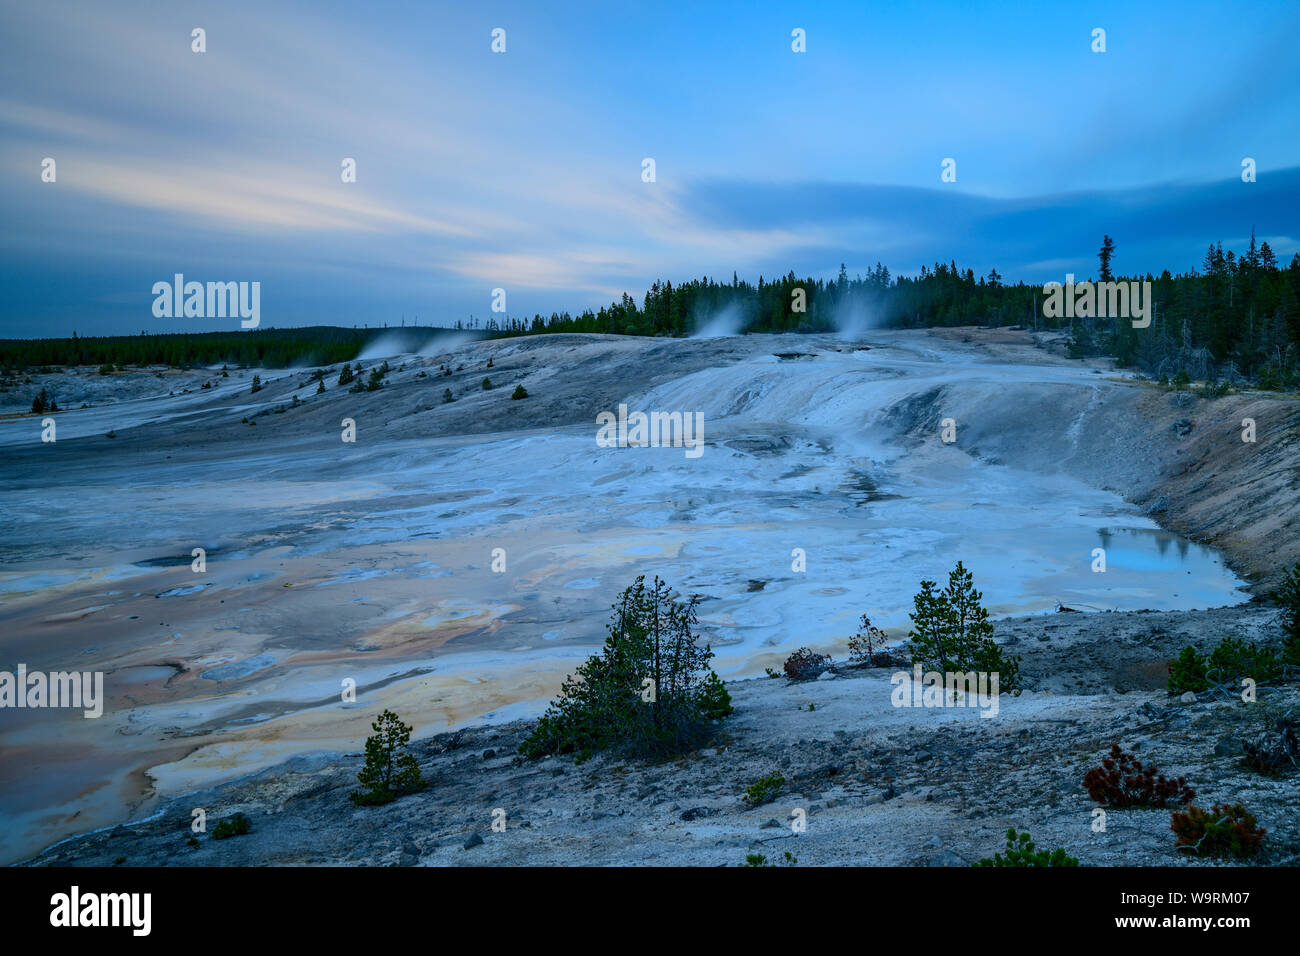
[596,403,705,458]
[152,274,260,328]
[890,665,1001,718]
[50,886,150,936]
[0,664,104,718]
[1042,274,1151,328]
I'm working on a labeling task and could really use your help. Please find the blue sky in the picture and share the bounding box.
[2,0,1298,337]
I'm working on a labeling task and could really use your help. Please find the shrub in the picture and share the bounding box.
[511,384,528,400]
[743,772,785,806]
[1277,563,1300,664]
[1083,743,1195,808]
[907,561,1020,691]
[1172,369,1191,390]
[519,575,733,761]
[31,388,50,414]
[337,364,354,386]
[211,813,251,840]
[848,614,891,666]
[316,379,325,394]
[783,647,831,681]
[350,709,423,806]
[1240,711,1299,776]
[482,377,493,390]
[250,374,262,393]
[974,828,1077,867]
[98,363,115,375]
[1171,803,1265,859]
[1170,637,1283,694]
[360,361,389,392]
[442,388,454,404]
[1168,645,1209,694]
[1207,636,1281,684]
[743,851,797,867]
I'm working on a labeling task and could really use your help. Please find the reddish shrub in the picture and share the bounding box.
[1240,712,1299,777]
[1171,803,1265,858]
[1083,743,1196,808]
[783,647,831,681]
[848,614,891,666]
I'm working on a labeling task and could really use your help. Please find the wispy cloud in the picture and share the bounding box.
[1,0,1297,335]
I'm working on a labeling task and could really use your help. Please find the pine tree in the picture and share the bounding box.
[907,561,1020,689]
[520,576,732,760]
[1098,235,1116,282]
[351,709,423,805]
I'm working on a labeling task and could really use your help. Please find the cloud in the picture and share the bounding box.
[674,169,1300,279]
[1,0,1297,336]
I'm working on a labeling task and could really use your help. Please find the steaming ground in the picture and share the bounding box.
[2,327,1297,865]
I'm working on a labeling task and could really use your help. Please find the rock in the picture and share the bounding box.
[398,852,419,867]
[680,807,715,821]
[1214,736,1240,757]
[915,750,932,763]
[924,834,942,848]
[1179,691,1198,704]
[403,841,421,857]
[864,784,898,806]
[463,833,484,850]
[760,818,781,829]
[1172,419,1194,437]
[482,749,496,759]
[1146,495,1170,515]
[817,670,837,680]
[927,849,966,867]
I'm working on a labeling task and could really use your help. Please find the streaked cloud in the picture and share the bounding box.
[1,0,1297,336]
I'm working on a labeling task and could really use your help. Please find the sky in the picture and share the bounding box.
[1,0,1298,338]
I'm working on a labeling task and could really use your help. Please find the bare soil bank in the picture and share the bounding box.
[921,327,1300,592]
[25,603,1298,867]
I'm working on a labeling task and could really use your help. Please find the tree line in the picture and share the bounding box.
[494,234,1299,387]
[5,236,1298,388]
